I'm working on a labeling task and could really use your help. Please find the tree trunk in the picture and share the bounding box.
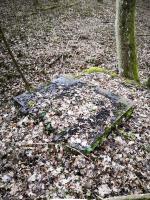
[0,25,31,91]
[115,0,139,82]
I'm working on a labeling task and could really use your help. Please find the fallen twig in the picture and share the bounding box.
[18,142,56,147]
[104,193,150,200]
[65,145,92,162]
[49,54,63,67]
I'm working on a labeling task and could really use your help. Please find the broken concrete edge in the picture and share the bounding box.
[84,105,134,154]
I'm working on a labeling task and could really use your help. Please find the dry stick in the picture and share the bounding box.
[37,2,79,12]
[0,25,31,91]
[92,193,103,200]
[104,193,150,200]
[65,145,92,162]
[49,54,63,67]
[19,142,56,147]
[49,52,70,68]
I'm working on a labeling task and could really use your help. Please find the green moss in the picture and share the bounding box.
[124,79,136,84]
[83,66,117,78]
[28,100,36,108]
[122,78,141,88]
[142,144,150,153]
[124,107,134,119]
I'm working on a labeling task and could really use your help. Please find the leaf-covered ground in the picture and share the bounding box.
[0,0,150,199]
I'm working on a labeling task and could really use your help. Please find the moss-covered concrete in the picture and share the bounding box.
[14,75,134,154]
[83,66,117,78]
[84,105,133,154]
[122,78,141,88]
[28,100,36,108]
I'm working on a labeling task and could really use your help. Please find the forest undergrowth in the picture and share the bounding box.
[0,0,150,199]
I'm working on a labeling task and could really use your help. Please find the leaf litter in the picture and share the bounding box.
[0,0,150,199]
[13,75,133,152]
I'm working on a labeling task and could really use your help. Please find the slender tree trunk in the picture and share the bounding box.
[0,25,31,91]
[115,0,139,82]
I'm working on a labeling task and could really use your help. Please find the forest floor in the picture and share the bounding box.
[0,0,150,199]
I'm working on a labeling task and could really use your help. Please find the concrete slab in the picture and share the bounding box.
[14,76,133,153]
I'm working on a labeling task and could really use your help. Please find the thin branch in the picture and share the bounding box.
[65,145,92,161]
[18,142,56,147]
[0,25,31,91]
[104,193,150,200]
[49,54,62,67]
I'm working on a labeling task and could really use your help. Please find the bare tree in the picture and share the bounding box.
[0,25,31,91]
[115,0,139,82]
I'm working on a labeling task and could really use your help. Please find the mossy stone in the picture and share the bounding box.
[83,66,117,78]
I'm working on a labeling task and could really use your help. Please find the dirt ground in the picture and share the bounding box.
[0,0,150,199]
